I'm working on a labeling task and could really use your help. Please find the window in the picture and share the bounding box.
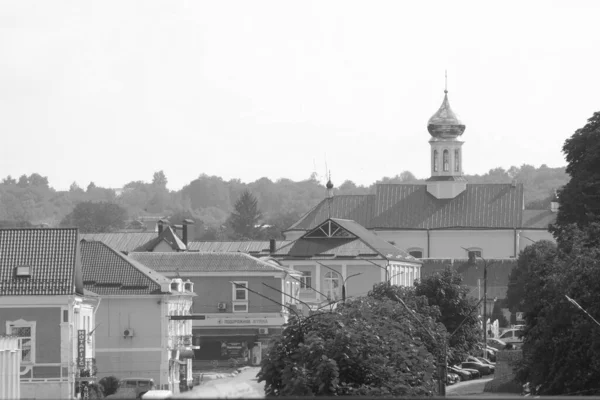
[300,271,312,289]
[467,249,482,260]
[232,281,248,313]
[15,265,31,277]
[6,320,36,364]
[407,248,423,259]
[433,150,439,172]
[454,149,460,172]
[443,150,449,172]
[324,272,341,300]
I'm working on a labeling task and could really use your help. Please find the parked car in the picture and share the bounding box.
[462,361,493,376]
[474,356,496,366]
[451,365,481,380]
[446,372,460,385]
[486,338,507,351]
[107,378,156,399]
[498,329,524,345]
[448,366,472,381]
[475,343,497,361]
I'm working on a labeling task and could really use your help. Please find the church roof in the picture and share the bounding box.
[275,218,420,263]
[287,183,525,231]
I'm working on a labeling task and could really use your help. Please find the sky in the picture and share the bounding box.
[1,1,599,191]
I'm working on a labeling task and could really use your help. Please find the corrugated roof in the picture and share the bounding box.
[128,252,297,274]
[288,195,375,231]
[287,184,524,231]
[133,226,186,252]
[80,232,158,253]
[521,210,556,229]
[187,240,291,255]
[80,240,171,295]
[0,228,80,296]
[274,218,421,263]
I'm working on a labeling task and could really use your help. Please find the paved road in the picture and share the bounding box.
[447,378,493,396]
[179,367,265,399]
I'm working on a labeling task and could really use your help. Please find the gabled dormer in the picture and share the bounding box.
[303,219,357,239]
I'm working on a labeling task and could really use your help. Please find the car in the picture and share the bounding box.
[475,356,495,366]
[446,372,460,385]
[462,361,493,376]
[498,329,524,345]
[448,366,472,381]
[486,338,507,351]
[108,378,156,399]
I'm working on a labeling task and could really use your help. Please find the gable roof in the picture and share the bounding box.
[287,183,525,231]
[128,251,298,274]
[274,218,421,263]
[132,226,186,252]
[521,209,557,229]
[0,228,81,296]
[80,240,172,295]
[187,240,291,255]
[80,232,158,253]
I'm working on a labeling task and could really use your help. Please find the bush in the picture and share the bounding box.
[98,376,120,396]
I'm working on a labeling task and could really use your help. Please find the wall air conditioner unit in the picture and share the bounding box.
[123,328,134,338]
[217,302,227,311]
[258,328,269,335]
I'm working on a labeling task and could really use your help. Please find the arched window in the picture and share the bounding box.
[407,247,424,259]
[433,150,439,172]
[454,149,460,172]
[324,272,341,300]
[443,150,449,172]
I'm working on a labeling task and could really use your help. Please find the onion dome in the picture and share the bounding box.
[326,179,334,190]
[427,90,466,139]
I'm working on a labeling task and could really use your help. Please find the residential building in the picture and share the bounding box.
[1,335,20,400]
[271,217,422,306]
[80,232,158,254]
[128,252,301,367]
[284,88,557,259]
[0,228,98,400]
[79,240,195,393]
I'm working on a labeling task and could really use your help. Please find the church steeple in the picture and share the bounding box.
[426,73,468,199]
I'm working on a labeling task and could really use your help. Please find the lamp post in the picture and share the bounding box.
[461,247,488,358]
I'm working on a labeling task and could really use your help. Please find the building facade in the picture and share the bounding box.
[128,251,301,367]
[80,240,195,393]
[0,228,98,400]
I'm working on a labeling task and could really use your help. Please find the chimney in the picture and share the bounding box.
[269,239,276,254]
[157,219,168,234]
[183,219,195,245]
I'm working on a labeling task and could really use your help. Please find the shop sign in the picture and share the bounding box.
[192,316,285,327]
[77,330,86,369]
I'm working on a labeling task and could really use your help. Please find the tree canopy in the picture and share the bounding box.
[227,190,263,239]
[60,201,128,233]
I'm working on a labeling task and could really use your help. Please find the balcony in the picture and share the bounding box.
[168,335,193,350]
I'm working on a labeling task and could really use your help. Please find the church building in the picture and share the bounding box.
[284,87,556,260]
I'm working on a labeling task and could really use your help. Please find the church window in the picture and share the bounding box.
[433,150,439,172]
[443,150,449,172]
[454,149,460,172]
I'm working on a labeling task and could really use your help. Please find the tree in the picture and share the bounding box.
[17,175,28,187]
[490,301,509,328]
[553,111,600,230]
[87,182,97,192]
[60,201,128,233]
[152,170,168,188]
[98,376,119,396]
[227,190,263,239]
[413,267,481,365]
[1,175,16,185]
[258,296,439,397]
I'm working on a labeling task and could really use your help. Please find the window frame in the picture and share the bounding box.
[299,271,312,290]
[6,319,36,364]
[324,271,341,300]
[433,150,439,172]
[232,281,249,313]
[443,149,450,172]
[454,149,460,172]
[467,248,483,259]
[407,248,424,259]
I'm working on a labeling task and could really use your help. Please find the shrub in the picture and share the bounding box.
[98,376,120,396]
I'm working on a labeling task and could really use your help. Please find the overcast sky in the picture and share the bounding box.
[1,0,599,191]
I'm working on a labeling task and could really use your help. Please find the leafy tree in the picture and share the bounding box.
[60,201,127,233]
[490,301,509,328]
[87,182,97,192]
[69,182,84,193]
[553,111,600,230]
[258,296,438,397]
[1,175,16,185]
[227,190,263,239]
[98,376,119,396]
[413,267,481,365]
[152,170,168,188]
[17,175,28,187]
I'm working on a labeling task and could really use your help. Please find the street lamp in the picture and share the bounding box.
[461,247,489,359]
[314,261,362,303]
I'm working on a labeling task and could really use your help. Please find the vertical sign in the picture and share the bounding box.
[77,329,86,369]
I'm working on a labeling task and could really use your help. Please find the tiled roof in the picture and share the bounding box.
[133,226,186,252]
[80,232,158,253]
[274,218,421,263]
[187,240,291,255]
[80,240,172,295]
[128,252,296,274]
[287,184,524,231]
[521,210,557,229]
[0,228,80,296]
[288,195,375,231]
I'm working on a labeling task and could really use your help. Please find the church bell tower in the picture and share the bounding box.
[426,74,467,199]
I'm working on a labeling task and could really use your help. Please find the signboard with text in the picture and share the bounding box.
[191,316,285,327]
[77,330,86,369]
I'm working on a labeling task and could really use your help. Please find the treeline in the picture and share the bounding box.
[0,164,568,233]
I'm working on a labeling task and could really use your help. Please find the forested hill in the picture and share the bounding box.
[0,164,568,233]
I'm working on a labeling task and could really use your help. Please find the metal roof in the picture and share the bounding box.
[80,240,171,295]
[288,195,375,231]
[133,226,186,252]
[0,228,80,296]
[187,240,291,255]
[80,232,158,253]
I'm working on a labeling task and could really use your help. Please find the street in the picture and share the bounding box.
[447,378,493,396]
[178,367,265,399]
